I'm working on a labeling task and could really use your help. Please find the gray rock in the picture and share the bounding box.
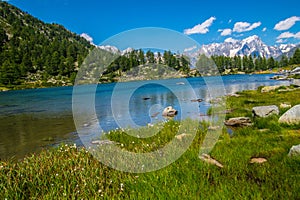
[162,106,178,117]
[288,144,300,157]
[279,105,300,124]
[292,79,300,87]
[252,105,279,118]
[224,117,252,127]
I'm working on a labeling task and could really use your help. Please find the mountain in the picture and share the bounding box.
[198,35,296,59]
[0,2,93,88]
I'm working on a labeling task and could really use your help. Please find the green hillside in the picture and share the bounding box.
[0,1,93,89]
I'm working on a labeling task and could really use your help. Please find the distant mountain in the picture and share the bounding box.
[197,35,297,59]
[0,2,93,88]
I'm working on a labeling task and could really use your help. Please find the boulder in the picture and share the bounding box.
[224,117,252,127]
[288,144,300,157]
[162,106,178,117]
[292,79,300,87]
[252,105,279,118]
[279,105,300,124]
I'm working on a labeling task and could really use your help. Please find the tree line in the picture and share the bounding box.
[211,48,300,74]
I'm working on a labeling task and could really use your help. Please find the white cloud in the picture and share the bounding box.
[218,28,232,36]
[80,33,93,43]
[274,16,300,31]
[184,17,216,35]
[233,21,261,33]
[276,39,285,43]
[262,27,267,32]
[228,19,232,24]
[224,37,238,43]
[277,31,300,39]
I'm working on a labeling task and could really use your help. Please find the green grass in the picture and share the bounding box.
[1,88,300,199]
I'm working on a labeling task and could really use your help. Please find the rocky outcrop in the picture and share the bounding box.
[288,144,300,157]
[224,117,252,127]
[252,105,279,118]
[162,106,178,117]
[279,105,300,124]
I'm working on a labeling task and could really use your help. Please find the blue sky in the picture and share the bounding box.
[7,0,300,46]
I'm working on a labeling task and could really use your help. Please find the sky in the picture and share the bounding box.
[6,0,300,47]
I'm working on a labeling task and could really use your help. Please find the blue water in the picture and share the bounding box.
[0,74,290,159]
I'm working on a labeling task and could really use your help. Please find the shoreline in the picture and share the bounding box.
[0,72,280,92]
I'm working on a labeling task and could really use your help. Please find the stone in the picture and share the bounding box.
[250,157,267,164]
[224,117,252,127]
[175,133,190,140]
[261,85,281,93]
[191,98,203,102]
[279,105,300,124]
[91,140,115,145]
[199,153,223,168]
[288,144,300,157]
[280,103,291,109]
[162,106,178,117]
[252,105,279,118]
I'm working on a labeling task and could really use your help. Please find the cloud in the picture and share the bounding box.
[218,28,232,36]
[80,33,93,43]
[276,39,286,43]
[228,19,232,24]
[262,27,267,32]
[276,31,300,39]
[274,16,300,31]
[224,37,238,43]
[233,21,261,33]
[184,17,216,35]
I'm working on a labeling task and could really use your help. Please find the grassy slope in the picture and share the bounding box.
[1,88,300,199]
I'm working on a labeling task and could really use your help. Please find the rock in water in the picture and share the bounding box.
[288,144,300,157]
[252,105,279,118]
[162,106,178,117]
[224,117,252,127]
[279,105,300,124]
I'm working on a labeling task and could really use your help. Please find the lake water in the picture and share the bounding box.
[0,74,290,160]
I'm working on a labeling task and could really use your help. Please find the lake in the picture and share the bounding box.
[0,74,290,160]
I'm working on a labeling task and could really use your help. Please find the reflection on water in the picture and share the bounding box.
[0,74,290,159]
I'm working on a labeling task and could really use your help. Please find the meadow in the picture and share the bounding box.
[1,86,300,199]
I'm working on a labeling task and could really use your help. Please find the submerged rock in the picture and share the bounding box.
[288,144,300,157]
[279,105,300,124]
[162,106,178,117]
[224,117,252,127]
[252,105,279,118]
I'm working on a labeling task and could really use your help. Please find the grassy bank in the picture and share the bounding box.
[1,88,300,199]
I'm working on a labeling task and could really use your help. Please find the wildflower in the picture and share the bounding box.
[120,183,124,191]
[98,189,102,193]
[56,173,59,176]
